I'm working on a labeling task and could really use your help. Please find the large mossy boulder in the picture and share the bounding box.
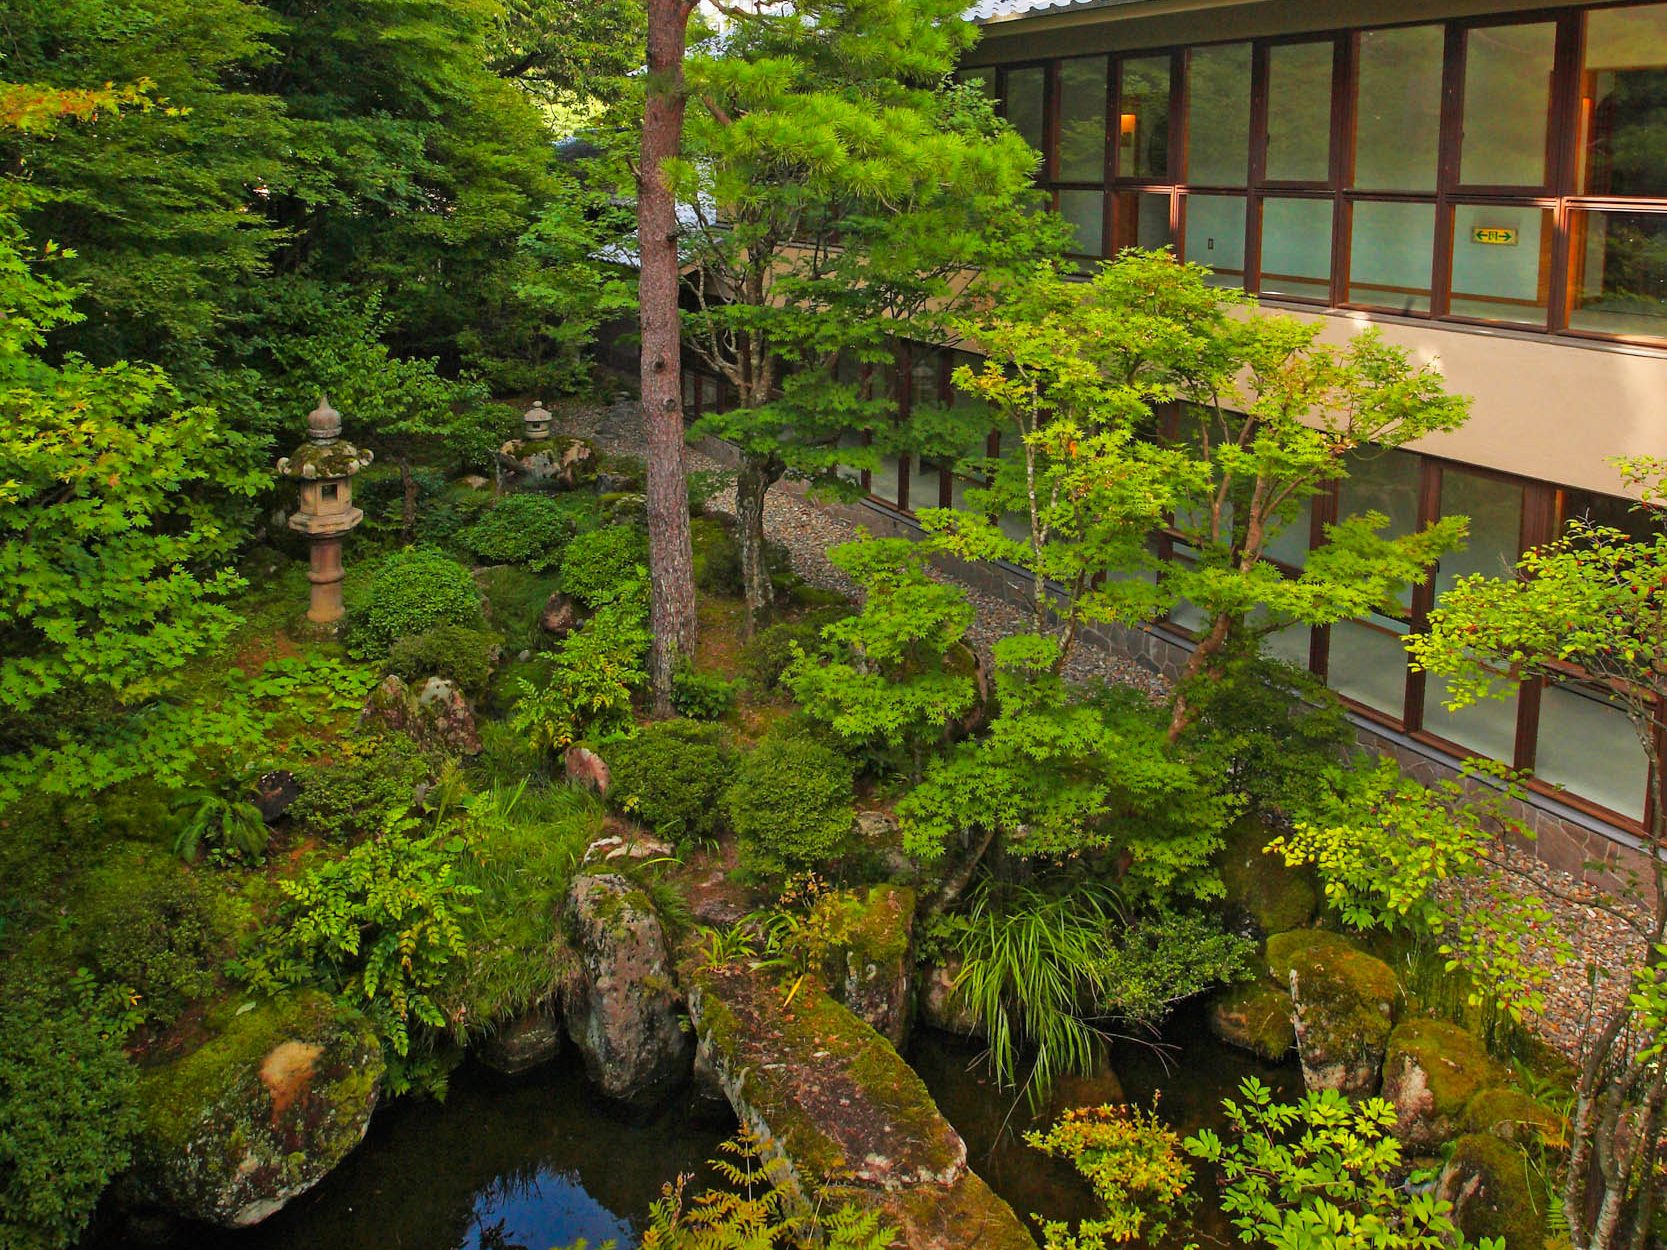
[821,885,916,1050]
[1266,929,1397,1097]
[1219,818,1317,938]
[1462,1085,1563,1145]
[1436,1133,1548,1250]
[1381,1019,1500,1151]
[563,872,692,1106]
[133,992,383,1228]
[1208,980,1296,1062]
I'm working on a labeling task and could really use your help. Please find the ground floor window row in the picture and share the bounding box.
[682,353,1659,831]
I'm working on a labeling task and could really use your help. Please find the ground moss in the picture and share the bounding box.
[1463,1085,1564,1145]
[1208,980,1295,1061]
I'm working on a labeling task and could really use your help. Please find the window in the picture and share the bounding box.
[1329,615,1411,718]
[322,483,338,501]
[1187,44,1251,186]
[1266,42,1334,183]
[1114,191,1173,251]
[1580,5,1667,197]
[1535,680,1651,821]
[1059,189,1106,257]
[1354,25,1443,192]
[1260,197,1333,299]
[1005,65,1047,154]
[1349,200,1435,311]
[1458,22,1556,188]
[1567,209,1667,339]
[1118,55,1172,179]
[1183,194,1247,285]
[1449,204,1553,325]
[1059,57,1109,182]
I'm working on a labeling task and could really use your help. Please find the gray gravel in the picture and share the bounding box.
[570,393,1654,1064]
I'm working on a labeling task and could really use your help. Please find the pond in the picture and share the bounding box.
[112,1002,1296,1250]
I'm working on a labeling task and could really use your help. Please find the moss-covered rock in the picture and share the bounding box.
[477,1001,563,1077]
[821,886,916,1050]
[917,958,983,1039]
[1208,980,1296,1061]
[1219,817,1317,938]
[133,991,383,1228]
[1463,1085,1564,1145]
[1436,1133,1549,1250]
[562,872,691,1106]
[1381,1019,1500,1150]
[1267,929,1397,1097]
[498,436,597,490]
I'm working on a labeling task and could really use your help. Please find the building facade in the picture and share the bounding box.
[691,0,1667,867]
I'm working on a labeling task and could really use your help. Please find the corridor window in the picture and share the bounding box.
[1580,5,1667,197]
[1118,55,1172,179]
[1567,210,1667,340]
[1186,44,1251,186]
[1260,197,1333,300]
[1353,26,1443,192]
[1059,57,1109,183]
[1329,614,1410,719]
[1266,42,1334,183]
[1113,191,1172,251]
[1535,680,1651,821]
[1005,65,1047,155]
[1449,204,1553,325]
[1183,195,1247,286]
[1349,201,1435,311]
[1059,189,1106,257]
[1459,23,1556,188]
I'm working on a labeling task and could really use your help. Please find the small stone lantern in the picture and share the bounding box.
[277,397,373,624]
[523,398,554,441]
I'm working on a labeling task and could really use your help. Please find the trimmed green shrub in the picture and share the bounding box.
[353,547,485,655]
[289,735,432,841]
[0,977,139,1250]
[742,607,854,691]
[691,516,743,596]
[82,865,231,1029]
[460,492,587,571]
[387,624,501,699]
[671,666,739,721]
[559,525,648,610]
[724,733,855,872]
[606,721,735,844]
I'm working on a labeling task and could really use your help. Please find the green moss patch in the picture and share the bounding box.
[1208,980,1295,1061]
[1439,1133,1548,1250]
[1219,817,1317,937]
[1386,1019,1498,1119]
[1464,1085,1564,1145]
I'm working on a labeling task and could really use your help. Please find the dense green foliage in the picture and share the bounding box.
[461,492,588,570]
[1025,1103,1194,1249]
[386,624,502,700]
[723,734,856,874]
[512,601,651,754]
[353,548,487,656]
[559,525,649,609]
[288,735,433,842]
[606,721,735,845]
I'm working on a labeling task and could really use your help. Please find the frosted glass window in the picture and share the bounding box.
[1568,210,1667,340]
[1329,615,1409,718]
[1118,56,1171,179]
[1059,189,1106,257]
[1263,501,1311,568]
[1266,42,1334,182]
[1005,66,1047,156]
[1450,205,1552,325]
[1349,200,1435,311]
[1184,195,1247,286]
[1187,44,1252,186]
[1536,680,1650,821]
[1339,446,1422,609]
[1435,469,1522,601]
[1424,673,1519,763]
[1247,606,1312,669]
[1114,191,1173,250]
[1260,198,1333,301]
[1059,57,1110,183]
[870,449,904,506]
[1581,5,1667,197]
[1354,26,1443,192]
[1459,23,1556,187]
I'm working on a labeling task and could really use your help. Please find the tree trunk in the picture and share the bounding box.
[398,456,418,546]
[1165,611,1233,743]
[736,454,777,633]
[639,0,698,715]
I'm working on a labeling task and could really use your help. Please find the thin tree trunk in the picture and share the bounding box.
[736,454,777,633]
[639,0,698,715]
[398,457,418,546]
[1165,611,1233,743]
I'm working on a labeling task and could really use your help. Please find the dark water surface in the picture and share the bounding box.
[124,1055,731,1250]
[909,1000,1302,1249]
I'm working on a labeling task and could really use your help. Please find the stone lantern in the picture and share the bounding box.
[523,397,554,441]
[496,397,596,491]
[277,397,373,624]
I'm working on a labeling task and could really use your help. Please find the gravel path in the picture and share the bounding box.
[566,394,1656,1064]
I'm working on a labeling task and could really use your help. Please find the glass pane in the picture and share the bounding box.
[1536,680,1650,821]
[1260,197,1333,300]
[1059,57,1109,183]
[1188,44,1252,186]
[1263,500,1310,568]
[1118,55,1171,179]
[1058,189,1106,257]
[1184,194,1247,286]
[1340,446,1422,609]
[1435,468,1523,601]
[1424,674,1519,763]
[1354,26,1444,192]
[909,350,940,410]
[1581,5,1667,197]
[999,511,1031,544]
[1329,615,1409,718]
[1460,23,1556,187]
[1348,200,1435,312]
[1113,191,1172,250]
[1568,210,1667,340]
[1561,486,1665,544]
[1266,42,1334,182]
[1005,65,1047,155]
[837,430,865,487]
[1449,205,1551,325]
[871,449,904,506]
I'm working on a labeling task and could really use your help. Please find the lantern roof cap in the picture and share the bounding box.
[307,396,342,444]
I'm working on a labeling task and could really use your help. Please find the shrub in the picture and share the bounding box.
[691,516,743,596]
[353,547,484,655]
[671,666,739,721]
[289,735,432,841]
[82,864,232,1029]
[606,721,735,844]
[459,493,586,571]
[559,525,648,610]
[742,607,854,691]
[723,733,854,873]
[0,977,139,1250]
[1026,1103,1195,1249]
[387,624,501,699]
[511,602,649,754]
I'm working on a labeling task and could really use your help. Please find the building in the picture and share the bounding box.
[689,0,1667,874]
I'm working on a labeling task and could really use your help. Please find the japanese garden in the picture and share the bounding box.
[2,3,1666,1250]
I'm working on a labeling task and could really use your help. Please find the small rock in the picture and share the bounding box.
[458,474,491,490]
[565,745,610,794]
[918,958,982,1038]
[540,592,580,637]
[359,674,480,757]
[478,1002,563,1077]
[1381,1019,1499,1151]
[517,649,532,663]
[1208,980,1296,1061]
[582,833,674,864]
[253,771,300,824]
